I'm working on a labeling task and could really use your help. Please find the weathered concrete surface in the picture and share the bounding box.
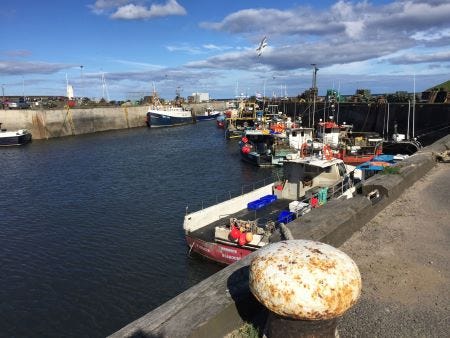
[0,103,229,140]
[109,135,450,338]
[338,161,450,337]
[0,106,148,139]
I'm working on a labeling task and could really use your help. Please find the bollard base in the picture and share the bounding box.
[265,312,339,338]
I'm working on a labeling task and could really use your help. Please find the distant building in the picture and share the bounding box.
[191,92,209,103]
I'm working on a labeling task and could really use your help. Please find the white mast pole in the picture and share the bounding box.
[413,73,416,139]
[407,100,411,140]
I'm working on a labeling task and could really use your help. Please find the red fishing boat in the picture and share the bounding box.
[316,118,383,165]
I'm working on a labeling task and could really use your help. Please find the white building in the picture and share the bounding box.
[191,92,210,103]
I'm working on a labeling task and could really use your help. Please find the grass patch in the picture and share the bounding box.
[380,166,400,175]
[227,322,261,338]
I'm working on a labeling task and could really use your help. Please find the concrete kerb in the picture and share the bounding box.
[109,135,449,338]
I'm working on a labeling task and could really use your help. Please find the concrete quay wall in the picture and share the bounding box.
[0,103,228,140]
[110,135,450,338]
[0,106,148,140]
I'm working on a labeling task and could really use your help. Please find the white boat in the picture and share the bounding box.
[145,87,194,128]
[0,123,32,146]
[196,107,222,121]
[183,155,355,265]
[146,106,194,128]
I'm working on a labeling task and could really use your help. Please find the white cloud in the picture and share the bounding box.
[110,0,186,20]
[387,50,450,64]
[166,44,203,55]
[89,0,130,14]
[195,0,450,75]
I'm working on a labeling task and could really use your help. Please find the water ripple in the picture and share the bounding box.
[0,122,277,337]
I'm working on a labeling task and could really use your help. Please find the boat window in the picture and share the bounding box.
[338,163,347,176]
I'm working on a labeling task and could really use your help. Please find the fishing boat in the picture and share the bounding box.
[315,118,383,165]
[0,123,32,146]
[225,101,259,139]
[183,156,355,265]
[239,126,315,167]
[216,114,226,128]
[334,132,383,166]
[146,87,194,128]
[382,125,422,156]
[196,107,222,121]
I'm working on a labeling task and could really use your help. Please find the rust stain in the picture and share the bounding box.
[310,248,323,255]
[309,256,337,271]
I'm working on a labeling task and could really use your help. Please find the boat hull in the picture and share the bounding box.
[196,112,221,121]
[186,235,253,265]
[382,141,420,155]
[339,154,376,166]
[0,131,32,146]
[240,151,274,167]
[146,111,194,128]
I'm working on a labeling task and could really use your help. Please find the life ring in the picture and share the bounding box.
[300,142,308,158]
[323,145,333,160]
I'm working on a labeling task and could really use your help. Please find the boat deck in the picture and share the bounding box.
[190,199,292,243]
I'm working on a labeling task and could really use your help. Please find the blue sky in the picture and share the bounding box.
[1,0,449,100]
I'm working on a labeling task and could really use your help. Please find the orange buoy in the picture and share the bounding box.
[246,232,254,243]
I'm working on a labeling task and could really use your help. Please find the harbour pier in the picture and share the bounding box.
[109,135,449,336]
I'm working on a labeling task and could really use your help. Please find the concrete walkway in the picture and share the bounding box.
[338,162,450,337]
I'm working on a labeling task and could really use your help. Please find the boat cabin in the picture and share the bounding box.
[274,156,351,200]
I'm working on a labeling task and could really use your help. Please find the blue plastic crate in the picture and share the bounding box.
[247,200,266,210]
[277,210,296,223]
[260,194,277,204]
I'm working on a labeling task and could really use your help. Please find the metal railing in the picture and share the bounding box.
[185,176,277,214]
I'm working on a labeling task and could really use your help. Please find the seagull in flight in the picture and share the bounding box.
[256,36,268,56]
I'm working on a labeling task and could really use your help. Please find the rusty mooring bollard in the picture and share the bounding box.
[249,240,361,337]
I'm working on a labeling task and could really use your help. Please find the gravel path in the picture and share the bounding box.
[338,162,450,337]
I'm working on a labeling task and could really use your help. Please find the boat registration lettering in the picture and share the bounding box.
[219,247,238,254]
[196,243,211,253]
[221,253,240,261]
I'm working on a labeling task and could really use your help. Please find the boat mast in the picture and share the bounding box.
[311,64,319,128]
[337,81,341,124]
[412,73,416,139]
[407,100,411,140]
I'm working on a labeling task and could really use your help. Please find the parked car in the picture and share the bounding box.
[5,98,30,109]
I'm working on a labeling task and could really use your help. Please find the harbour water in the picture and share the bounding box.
[0,122,280,337]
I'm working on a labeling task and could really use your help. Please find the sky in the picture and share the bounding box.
[1,0,449,100]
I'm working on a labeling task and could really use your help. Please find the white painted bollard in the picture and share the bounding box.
[249,240,361,337]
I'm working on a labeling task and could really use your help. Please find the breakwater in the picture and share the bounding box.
[110,134,450,337]
[0,106,148,139]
